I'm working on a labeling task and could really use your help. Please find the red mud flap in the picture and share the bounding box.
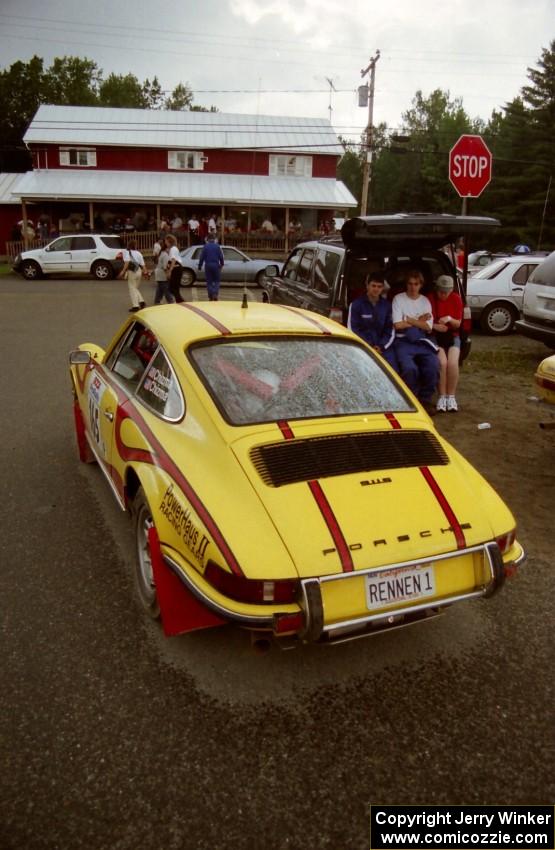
[147,526,226,637]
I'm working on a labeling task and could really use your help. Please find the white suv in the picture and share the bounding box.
[13,234,124,280]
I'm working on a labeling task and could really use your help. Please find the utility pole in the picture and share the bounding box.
[359,50,380,216]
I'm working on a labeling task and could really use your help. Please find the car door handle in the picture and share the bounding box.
[511,287,523,292]
[103,410,114,421]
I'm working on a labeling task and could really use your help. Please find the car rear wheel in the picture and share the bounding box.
[133,488,160,619]
[261,290,270,303]
[480,302,518,335]
[20,260,42,280]
[255,270,267,285]
[92,260,113,280]
[180,268,195,287]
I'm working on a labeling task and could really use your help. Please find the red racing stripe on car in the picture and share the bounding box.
[276,305,332,335]
[277,420,295,440]
[277,419,353,571]
[308,480,354,572]
[95,365,245,576]
[179,303,232,335]
[384,412,402,429]
[419,466,467,550]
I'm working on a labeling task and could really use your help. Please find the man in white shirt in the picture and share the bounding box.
[188,214,200,243]
[392,269,439,414]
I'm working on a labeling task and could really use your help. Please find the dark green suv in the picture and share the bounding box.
[261,214,500,336]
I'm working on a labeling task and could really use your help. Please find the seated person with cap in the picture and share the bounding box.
[392,269,439,415]
[347,273,398,370]
[429,274,463,413]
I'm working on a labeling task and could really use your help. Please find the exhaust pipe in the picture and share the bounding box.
[250,631,273,654]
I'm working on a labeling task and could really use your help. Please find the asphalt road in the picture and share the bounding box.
[1,275,553,850]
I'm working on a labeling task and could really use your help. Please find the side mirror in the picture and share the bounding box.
[69,350,91,364]
[264,265,279,278]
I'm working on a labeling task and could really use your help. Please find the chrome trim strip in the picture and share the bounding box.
[85,433,126,511]
[323,588,486,636]
[163,554,276,629]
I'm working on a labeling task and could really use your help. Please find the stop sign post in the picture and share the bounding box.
[449,134,492,198]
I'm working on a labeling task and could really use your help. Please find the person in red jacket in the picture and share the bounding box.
[430,275,463,412]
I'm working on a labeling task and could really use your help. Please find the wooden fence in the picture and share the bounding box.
[4,229,318,261]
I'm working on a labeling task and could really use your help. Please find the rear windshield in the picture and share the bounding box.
[99,236,123,249]
[528,253,555,287]
[189,336,413,425]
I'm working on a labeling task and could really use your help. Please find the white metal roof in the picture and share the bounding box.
[0,173,22,204]
[14,169,357,208]
[24,105,345,156]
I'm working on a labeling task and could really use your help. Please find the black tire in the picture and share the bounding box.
[255,270,266,286]
[92,260,113,281]
[261,290,270,304]
[180,268,196,287]
[20,260,42,280]
[479,302,518,335]
[133,488,160,619]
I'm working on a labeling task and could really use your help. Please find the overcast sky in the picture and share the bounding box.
[0,0,552,145]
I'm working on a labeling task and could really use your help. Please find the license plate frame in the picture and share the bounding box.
[365,563,436,611]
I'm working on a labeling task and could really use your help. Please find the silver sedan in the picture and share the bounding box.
[178,245,283,287]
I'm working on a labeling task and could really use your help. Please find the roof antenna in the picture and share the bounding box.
[241,286,248,309]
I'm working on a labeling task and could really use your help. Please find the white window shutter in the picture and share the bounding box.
[60,150,70,166]
[269,156,277,176]
[89,150,97,166]
[168,151,178,169]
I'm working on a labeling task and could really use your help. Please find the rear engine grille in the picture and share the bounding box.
[250,430,449,487]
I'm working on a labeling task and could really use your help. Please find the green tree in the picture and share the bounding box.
[164,83,193,111]
[337,137,363,211]
[0,56,45,169]
[99,73,146,108]
[43,56,100,105]
[142,76,164,109]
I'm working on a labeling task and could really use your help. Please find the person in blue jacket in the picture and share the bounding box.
[198,234,225,301]
[347,272,398,370]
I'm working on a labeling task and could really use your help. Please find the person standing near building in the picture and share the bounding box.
[198,234,224,301]
[153,245,175,305]
[119,239,146,313]
[347,272,397,370]
[188,214,200,244]
[429,274,463,412]
[164,234,184,303]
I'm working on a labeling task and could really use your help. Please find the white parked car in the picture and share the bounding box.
[467,255,543,334]
[516,251,555,348]
[13,234,124,280]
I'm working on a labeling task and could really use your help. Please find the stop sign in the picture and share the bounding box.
[449,134,492,197]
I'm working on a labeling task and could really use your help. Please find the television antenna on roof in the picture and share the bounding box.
[325,77,337,122]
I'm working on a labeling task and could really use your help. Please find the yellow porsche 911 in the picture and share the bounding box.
[69,302,525,646]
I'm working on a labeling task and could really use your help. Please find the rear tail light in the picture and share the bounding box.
[204,561,298,604]
[535,375,555,392]
[273,611,304,634]
[463,305,472,334]
[495,529,516,555]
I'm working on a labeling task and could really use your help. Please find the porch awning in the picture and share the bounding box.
[13,169,357,208]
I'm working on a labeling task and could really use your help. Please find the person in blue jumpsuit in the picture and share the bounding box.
[347,272,398,370]
[198,234,225,301]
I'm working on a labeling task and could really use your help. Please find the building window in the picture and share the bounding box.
[168,151,206,170]
[269,155,312,177]
[59,148,97,167]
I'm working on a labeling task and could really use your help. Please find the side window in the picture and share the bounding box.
[191,247,202,260]
[222,248,242,261]
[313,248,341,295]
[108,324,158,390]
[137,349,184,421]
[296,249,315,285]
[71,236,96,250]
[48,237,72,251]
[512,264,537,285]
[282,248,304,281]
